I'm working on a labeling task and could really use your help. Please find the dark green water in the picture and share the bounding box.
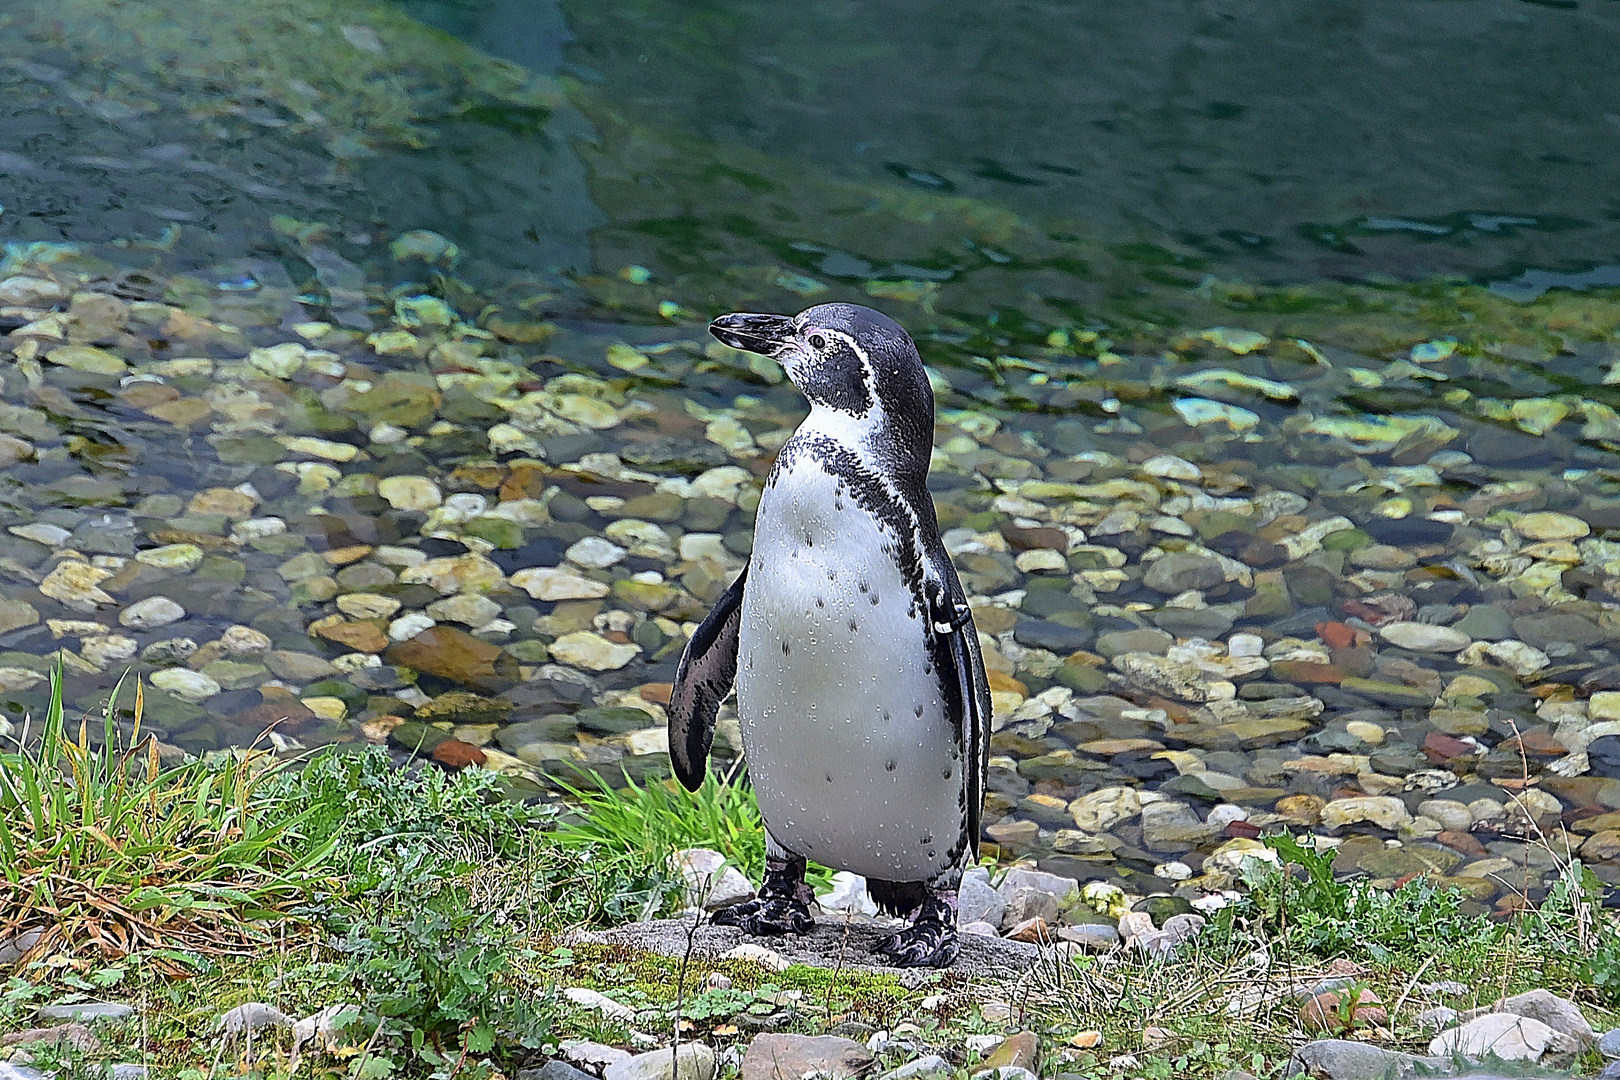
[3,0,1620,908]
[7,0,1620,300]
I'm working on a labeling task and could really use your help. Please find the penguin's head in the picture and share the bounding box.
[710,303,928,419]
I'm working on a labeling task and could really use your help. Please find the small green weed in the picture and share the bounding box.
[1230,831,1500,966]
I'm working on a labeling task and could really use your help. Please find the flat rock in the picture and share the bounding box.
[1320,796,1411,831]
[0,599,40,635]
[1429,1012,1576,1064]
[742,1034,872,1080]
[0,1063,52,1080]
[574,915,1040,980]
[36,1001,134,1022]
[518,1063,597,1080]
[1143,551,1226,593]
[603,1044,714,1080]
[1286,1039,1447,1079]
[1378,622,1471,653]
[387,626,507,686]
[1489,989,1595,1046]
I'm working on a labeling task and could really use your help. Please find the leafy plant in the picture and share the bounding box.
[332,896,556,1070]
[1232,831,1498,965]
[1520,856,1620,1005]
[261,744,554,892]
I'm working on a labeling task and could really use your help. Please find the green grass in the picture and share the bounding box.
[553,765,835,894]
[0,661,339,966]
[2,664,1618,1080]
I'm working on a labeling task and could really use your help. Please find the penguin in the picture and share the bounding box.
[668,302,991,968]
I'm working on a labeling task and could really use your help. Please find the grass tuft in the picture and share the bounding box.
[552,764,834,895]
[0,661,334,967]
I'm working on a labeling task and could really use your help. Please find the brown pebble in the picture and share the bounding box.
[1424,732,1478,763]
[982,1030,1039,1070]
[387,626,507,686]
[431,739,487,769]
[1275,794,1326,824]
[1005,917,1054,944]
[1435,830,1488,857]
[640,682,674,705]
[315,620,389,653]
[1300,988,1386,1033]
[1000,522,1068,551]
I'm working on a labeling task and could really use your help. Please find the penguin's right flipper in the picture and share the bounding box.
[669,566,748,791]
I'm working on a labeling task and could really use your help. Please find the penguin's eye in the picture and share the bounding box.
[807,333,827,350]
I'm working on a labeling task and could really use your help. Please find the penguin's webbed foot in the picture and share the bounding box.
[713,849,814,935]
[875,918,959,968]
[710,896,814,936]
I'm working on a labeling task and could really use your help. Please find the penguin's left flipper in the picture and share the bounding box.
[926,571,990,858]
[669,566,748,791]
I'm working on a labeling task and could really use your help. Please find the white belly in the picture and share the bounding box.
[737,459,962,882]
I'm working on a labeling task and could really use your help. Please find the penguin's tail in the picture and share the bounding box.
[866,878,927,918]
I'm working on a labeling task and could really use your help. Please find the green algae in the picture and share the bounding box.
[3,0,562,156]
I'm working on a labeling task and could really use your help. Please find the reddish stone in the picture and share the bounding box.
[239,699,320,734]
[1528,683,1571,700]
[1328,644,1377,676]
[1436,830,1488,857]
[1317,621,1358,649]
[1343,594,1417,625]
[1005,917,1055,944]
[1494,894,1531,917]
[449,463,505,490]
[1500,729,1567,757]
[1145,696,1196,722]
[387,626,508,687]
[499,464,549,501]
[1423,732,1478,763]
[1224,820,1263,840]
[315,620,388,653]
[639,682,674,706]
[431,739,486,769]
[1001,523,1068,551]
[1300,988,1386,1034]
[1269,660,1345,685]
[1238,539,1286,568]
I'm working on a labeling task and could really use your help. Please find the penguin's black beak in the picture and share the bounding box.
[710,312,795,356]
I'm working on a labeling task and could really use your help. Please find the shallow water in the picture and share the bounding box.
[1,0,1619,912]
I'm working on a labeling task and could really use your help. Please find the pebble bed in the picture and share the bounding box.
[1,243,1620,937]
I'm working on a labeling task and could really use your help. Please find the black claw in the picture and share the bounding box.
[875,922,959,968]
[711,897,814,936]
